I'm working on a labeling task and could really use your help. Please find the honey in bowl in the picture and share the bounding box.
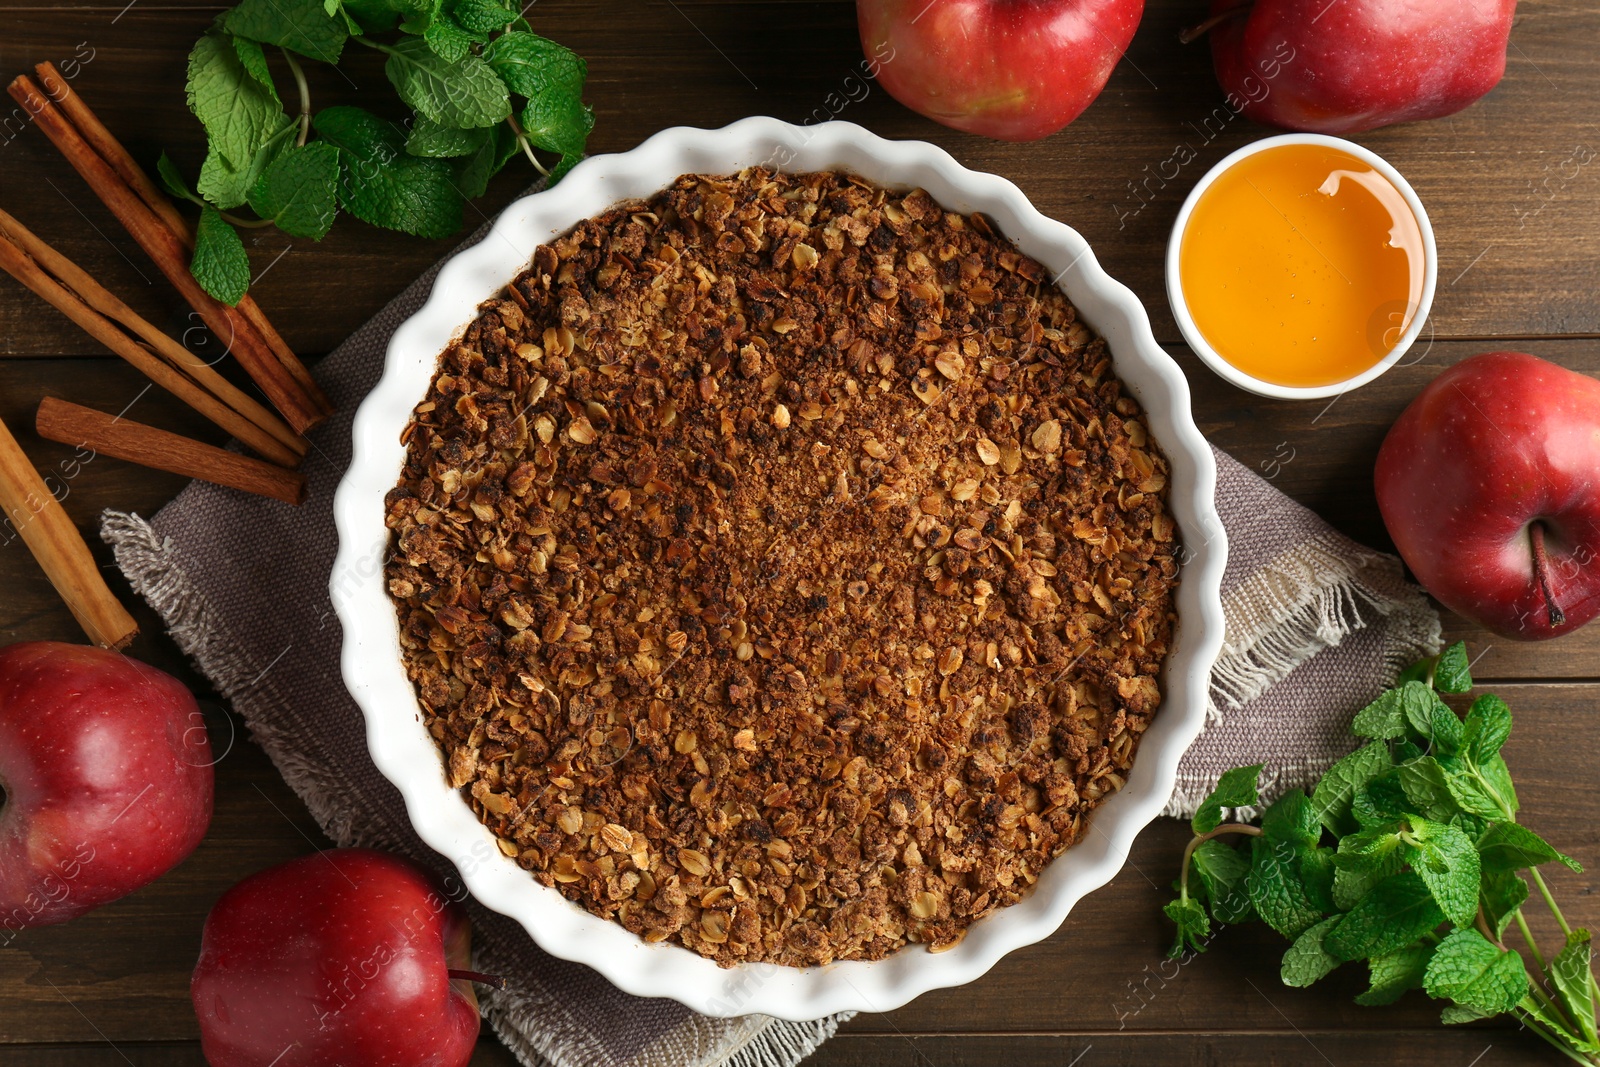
[1178,142,1427,389]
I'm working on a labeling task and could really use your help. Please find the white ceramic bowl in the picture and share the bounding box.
[1166,133,1438,401]
[333,117,1228,1021]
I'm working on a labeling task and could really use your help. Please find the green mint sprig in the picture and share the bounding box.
[1165,642,1600,1064]
[161,0,591,304]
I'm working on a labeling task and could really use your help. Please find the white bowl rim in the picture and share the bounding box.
[332,116,1229,1021]
[1165,132,1439,401]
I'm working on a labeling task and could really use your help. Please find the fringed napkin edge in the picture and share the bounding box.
[1164,530,1441,819]
[102,509,852,1067]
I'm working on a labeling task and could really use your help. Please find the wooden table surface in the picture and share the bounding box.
[1,0,1596,1063]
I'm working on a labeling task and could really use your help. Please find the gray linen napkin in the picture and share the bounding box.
[98,217,1438,1067]
[1168,445,1442,816]
[101,241,848,1067]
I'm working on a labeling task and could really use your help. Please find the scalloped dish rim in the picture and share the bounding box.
[332,117,1228,1021]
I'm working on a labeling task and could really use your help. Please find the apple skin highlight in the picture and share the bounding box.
[1376,351,1600,640]
[0,641,213,931]
[857,0,1144,141]
[191,848,482,1067]
[1206,0,1516,134]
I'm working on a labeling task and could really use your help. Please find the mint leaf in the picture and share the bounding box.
[247,141,340,239]
[1282,916,1343,987]
[197,116,294,210]
[232,36,281,105]
[314,105,463,239]
[1434,641,1473,693]
[521,87,591,158]
[1192,839,1255,925]
[397,0,487,60]
[1463,694,1512,764]
[1355,943,1433,1006]
[1442,767,1503,820]
[1440,1003,1492,1025]
[1477,822,1582,873]
[1480,867,1529,939]
[1299,846,1337,914]
[1334,857,1403,911]
[1353,774,1416,828]
[1478,753,1519,816]
[484,31,586,98]
[407,115,490,158]
[1333,825,1406,873]
[1423,928,1529,1016]
[197,147,250,210]
[383,36,509,128]
[1405,818,1480,928]
[1397,757,1461,822]
[226,0,348,63]
[191,206,250,305]
[1352,687,1405,740]
[1452,810,1490,839]
[1164,897,1210,958]
[452,122,519,200]
[1261,791,1321,853]
[1549,930,1599,1046]
[1325,871,1444,962]
[1518,992,1596,1049]
[1193,764,1263,836]
[451,0,516,33]
[424,14,484,62]
[547,152,581,183]
[1312,740,1391,836]
[397,0,440,32]
[1401,681,1462,756]
[156,151,194,201]
[1249,835,1324,940]
[1332,825,1406,910]
[337,0,406,31]
[1397,656,1434,685]
[1397,681,1438,735]
[187,31,284,168]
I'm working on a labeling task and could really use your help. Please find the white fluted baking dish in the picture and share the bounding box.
[333,117,1228,1021]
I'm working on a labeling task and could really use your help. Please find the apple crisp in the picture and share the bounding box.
[383,169,1180,967]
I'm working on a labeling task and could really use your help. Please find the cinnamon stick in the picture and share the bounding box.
[32,62,333,418]
[0,209,306,465]
[7,74,326,434]
[0,409,138,648]
[37,398,307,506]
[32,62,190,242]
[237,297,334,415]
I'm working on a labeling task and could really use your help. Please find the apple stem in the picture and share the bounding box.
[1178,5,1251,45]
[1530,522,1567,629]
[448,968,508,990]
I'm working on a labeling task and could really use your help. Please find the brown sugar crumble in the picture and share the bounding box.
[383,169,1180,967]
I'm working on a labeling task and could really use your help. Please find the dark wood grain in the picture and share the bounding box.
[4,684,1592,1058]
[805,1031,1530,1066]
[11,336,1600,682]
[0,726,327,1044]
[0,1039,520,1065]
[0,1032,1533,1067]
[0,0,1596,360]
[844,682,1598,1038]
[0,0,1596,1064]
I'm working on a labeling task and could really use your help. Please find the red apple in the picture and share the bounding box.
[0,642,212,933]
[1203,0,1516,134]
[1375,351,1600,640]
[857,0,1144,141]
[192,848,484,1067]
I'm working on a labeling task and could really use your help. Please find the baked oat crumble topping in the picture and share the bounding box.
[383,169,1180,966]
